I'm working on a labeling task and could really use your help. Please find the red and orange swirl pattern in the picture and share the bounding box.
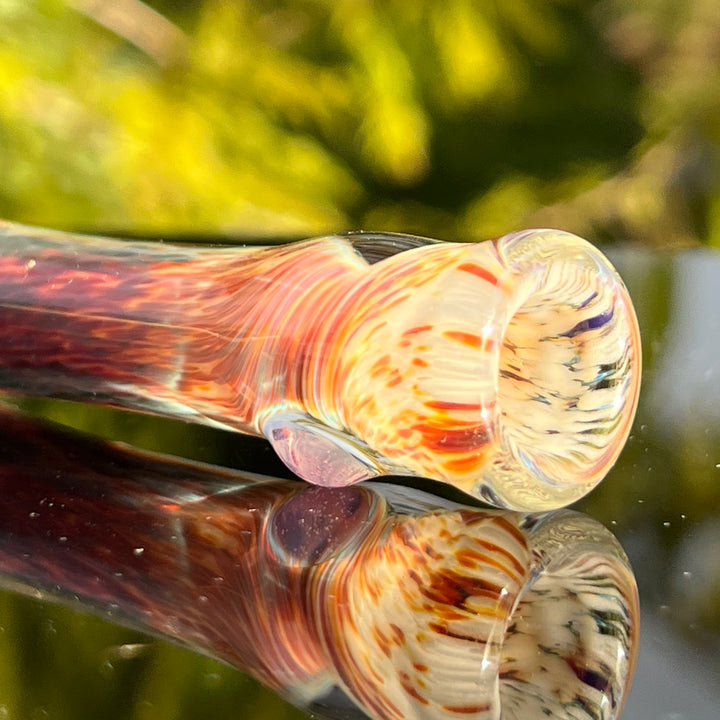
[0,222,640,510]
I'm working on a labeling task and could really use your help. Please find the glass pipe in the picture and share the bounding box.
[0,409,638,720]
[0,221,641,510]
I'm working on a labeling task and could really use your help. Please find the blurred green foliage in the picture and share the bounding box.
[2,0,719,246]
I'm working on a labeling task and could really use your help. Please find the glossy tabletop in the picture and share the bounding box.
[0,243,716,720]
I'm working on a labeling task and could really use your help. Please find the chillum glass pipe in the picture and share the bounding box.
[0,221,641,510]
[0,409,638,720]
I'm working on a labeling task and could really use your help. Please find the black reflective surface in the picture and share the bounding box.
[0,245,717,720]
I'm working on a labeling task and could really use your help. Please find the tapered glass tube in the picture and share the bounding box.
[0,222,641,510]
[0,409,639,720]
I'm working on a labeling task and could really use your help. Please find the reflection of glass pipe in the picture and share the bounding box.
[0,410,639,720]
[0,222,640,510]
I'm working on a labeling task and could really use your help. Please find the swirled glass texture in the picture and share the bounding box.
[0,222,641,510]
[0,410,639,720]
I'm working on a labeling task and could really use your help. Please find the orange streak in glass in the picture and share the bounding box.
[424,400,483,411]
[443,330,484,349]
[457,261,501,286]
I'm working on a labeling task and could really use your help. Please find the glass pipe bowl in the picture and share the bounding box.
[0,223,641,510]
[302,228,642,510]
[483,229,642,509]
